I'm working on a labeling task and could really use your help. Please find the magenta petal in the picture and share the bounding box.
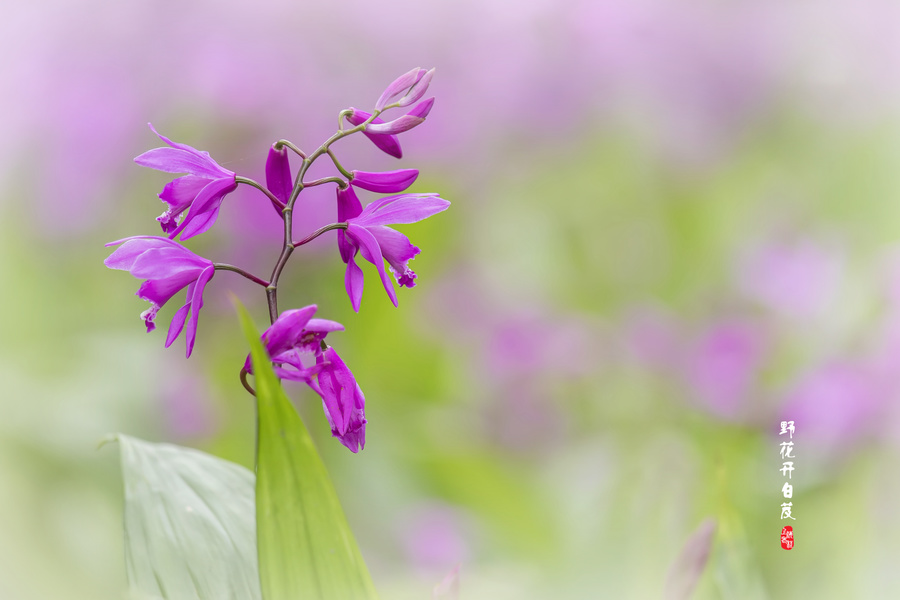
[345,254,365,312]
[170,177,237,241]
[265,145,292,205]
[165,302,191,348]
[336,186,363,222]
[347,223,398,307]
[104,236,184,269]
[353,194,450,227]
[159,175,209,211]
[347,109,403,159]
[364,116,425,135]
[305,318,345,334]
[368,226,420,287]
[184,266,214,358]
[263,306,318,356]
[350,169,419,194]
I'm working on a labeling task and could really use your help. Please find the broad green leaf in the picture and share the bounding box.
[116,434,261,600]
[238,303,378,600]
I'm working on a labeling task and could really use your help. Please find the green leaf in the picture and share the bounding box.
[237,303,378,600]
[116,434,261,600]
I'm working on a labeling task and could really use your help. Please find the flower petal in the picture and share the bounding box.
[346,224,398,307]
[353,194,450,227]
[368,226,420,288]
[345,254,365,313]
[169,177,237,241]
[104,236,183,269]
[184,266,214,358]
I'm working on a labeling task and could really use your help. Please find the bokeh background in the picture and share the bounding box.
[3,0,900,598]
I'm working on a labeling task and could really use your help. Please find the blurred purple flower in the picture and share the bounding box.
[400,503,470,574]
[736,238,843,319]
[104,236,215,358]
[245,306,366,452]
[342,193,450,311]
[134,124,238,240]
[780,361,883,448]
[684,320,765,419]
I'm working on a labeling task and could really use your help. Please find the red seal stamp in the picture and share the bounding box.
[781,526,794,550]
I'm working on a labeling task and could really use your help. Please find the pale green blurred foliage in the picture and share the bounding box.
[2,0,900,598]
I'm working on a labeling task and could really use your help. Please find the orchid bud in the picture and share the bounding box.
[350,169,419,193]
[397,68,435,108]
[375,68,426,111]
[365,98,435,135]
[265,145,292,206]
[346,108,403,159]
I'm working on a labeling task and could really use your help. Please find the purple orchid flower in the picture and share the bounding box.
[244,306,366,452]
[346,109,404,159]
[349,169,418,193]
[315,347,367,453]
[104,236,215,358]
[242,305,343,381]
[341,193,450,312]
[134,124,238,241]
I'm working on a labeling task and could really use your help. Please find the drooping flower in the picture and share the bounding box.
[134,124,238,241]
[315,347,367,453]
[341,193,450,311]
[244,306,366,452]
[104,236,215,358]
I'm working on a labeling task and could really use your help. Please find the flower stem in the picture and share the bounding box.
[292,222,348,247]
[265,110,382,325]
[303,176,347,188]
[213,264,270,287]
[235,176,286,212]
[326,148,353,179]
[274,139,307,159]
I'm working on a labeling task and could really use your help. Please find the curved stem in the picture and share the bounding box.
[235,176,285,211]
[303,176,347,188]
[326,148,353,179]
[274,139,307,159]
[292,222,348,247]
[240,367,256,396]
[265,109,382,325]
[213,264,270,287]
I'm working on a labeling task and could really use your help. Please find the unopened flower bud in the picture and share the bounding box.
[350,169,419,193]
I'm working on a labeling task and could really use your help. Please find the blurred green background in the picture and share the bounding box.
[3,0,900,598]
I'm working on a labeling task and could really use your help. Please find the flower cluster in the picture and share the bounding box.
[105,68,448,452]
